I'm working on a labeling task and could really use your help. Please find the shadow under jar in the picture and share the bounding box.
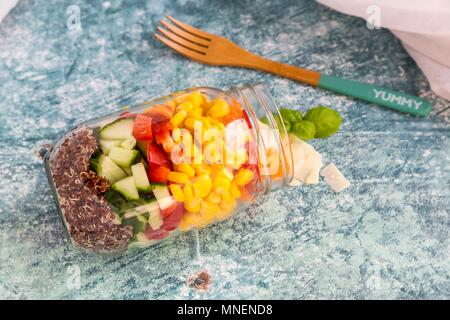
[45,83,294,253]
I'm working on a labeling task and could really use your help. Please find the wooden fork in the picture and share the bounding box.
[155,16,431,116]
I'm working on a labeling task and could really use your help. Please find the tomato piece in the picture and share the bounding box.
[148,164,170,183]
[162,202,184,231]
[133,114,153,141]
[152,120,175,152]
[147,142,171,168]
[144,105,173,122]
[160,201,177,219]
[145,226,169,240]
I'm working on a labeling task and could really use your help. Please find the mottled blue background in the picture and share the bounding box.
[0,0,449,299]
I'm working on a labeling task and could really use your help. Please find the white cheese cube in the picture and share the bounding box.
[320,163,350,192]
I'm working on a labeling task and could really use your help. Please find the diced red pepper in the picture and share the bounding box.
[148,164,170,183]
[147,142,171,168]
[220,99,244,125]
[152,120,175,152]
[162,202,184,231]
[133,114,153,141]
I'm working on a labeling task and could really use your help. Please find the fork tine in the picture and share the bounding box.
[160,20,210,47]
[157,26,207,53]
[166,16,213,40]
[154,33,206,61]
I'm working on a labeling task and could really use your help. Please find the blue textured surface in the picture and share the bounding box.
[0,0,449,299]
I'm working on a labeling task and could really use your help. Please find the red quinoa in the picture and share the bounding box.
[49,127,132,252]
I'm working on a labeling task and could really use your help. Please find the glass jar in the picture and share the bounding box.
[44,83,294,253]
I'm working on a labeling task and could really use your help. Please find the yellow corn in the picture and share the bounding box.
[167,171,189,184]
[206,192,221,204]
[183,183,194,202]
[184,198,201,213]
[169,184,185,202]
[208,99,230,118]
[201,117,212,129]
[170,110,187,127]
[192,175,212,198]
[183,117,198,131]
[179,212,202,230]
[229,181,241,198]
[234,169,254,186]
[213,176,231,194]
[172,127,181,143]
[176,163,195,177]
[220,192,237,212]
[176,101,193,112]
[194,164,211,176]
[201,200,220,215]
[188,106,203,119]
[215,167,234,181]
[186,91,203,108]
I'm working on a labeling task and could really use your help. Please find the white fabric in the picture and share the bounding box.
[316,0,450,100]
[0,0,18,23]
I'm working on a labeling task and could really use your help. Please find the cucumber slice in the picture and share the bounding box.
[152,185,175,210]
[111,176,139,201]
[99,139,122,155]
[109,147,141,168]
[122,215,147,234]
[104,189,127,210]
[148,209,163,230]
[120,136,137,150]
[99,118,134,140]
[131,163,151,192]
[92,154,127,184]
[123,199,159,219]
[121,166,132,176]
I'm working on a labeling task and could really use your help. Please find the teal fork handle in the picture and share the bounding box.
[318,74,432,116]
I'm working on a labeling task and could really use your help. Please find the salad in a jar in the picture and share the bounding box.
[46,88,277,253]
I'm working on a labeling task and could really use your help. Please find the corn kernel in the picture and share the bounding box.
[177,101,193,112]
[178,217,191,231]
[170,110,187,127]
[188,106,203,119]
[215,167,234,181]
[230,181,241,198]
[186,92,203,108]
[201,200,220,215]
[183,183,194,202]
[201,117,212,129]
[208,99,230,118]
[183,117,198,131]
[169,184,185,202]
[175,163,195,177]
[185,198,201,213]
[194,164,211,176]
[172,127,181,143]
[221,190,233,204]
[206,192,221,204]
[213,176,231,194]
[192,175,212,198]
[168,171,189,184]
[234,169,254,186]
[180,212,202,229]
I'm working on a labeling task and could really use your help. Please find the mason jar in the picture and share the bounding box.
[44,83,294,253]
